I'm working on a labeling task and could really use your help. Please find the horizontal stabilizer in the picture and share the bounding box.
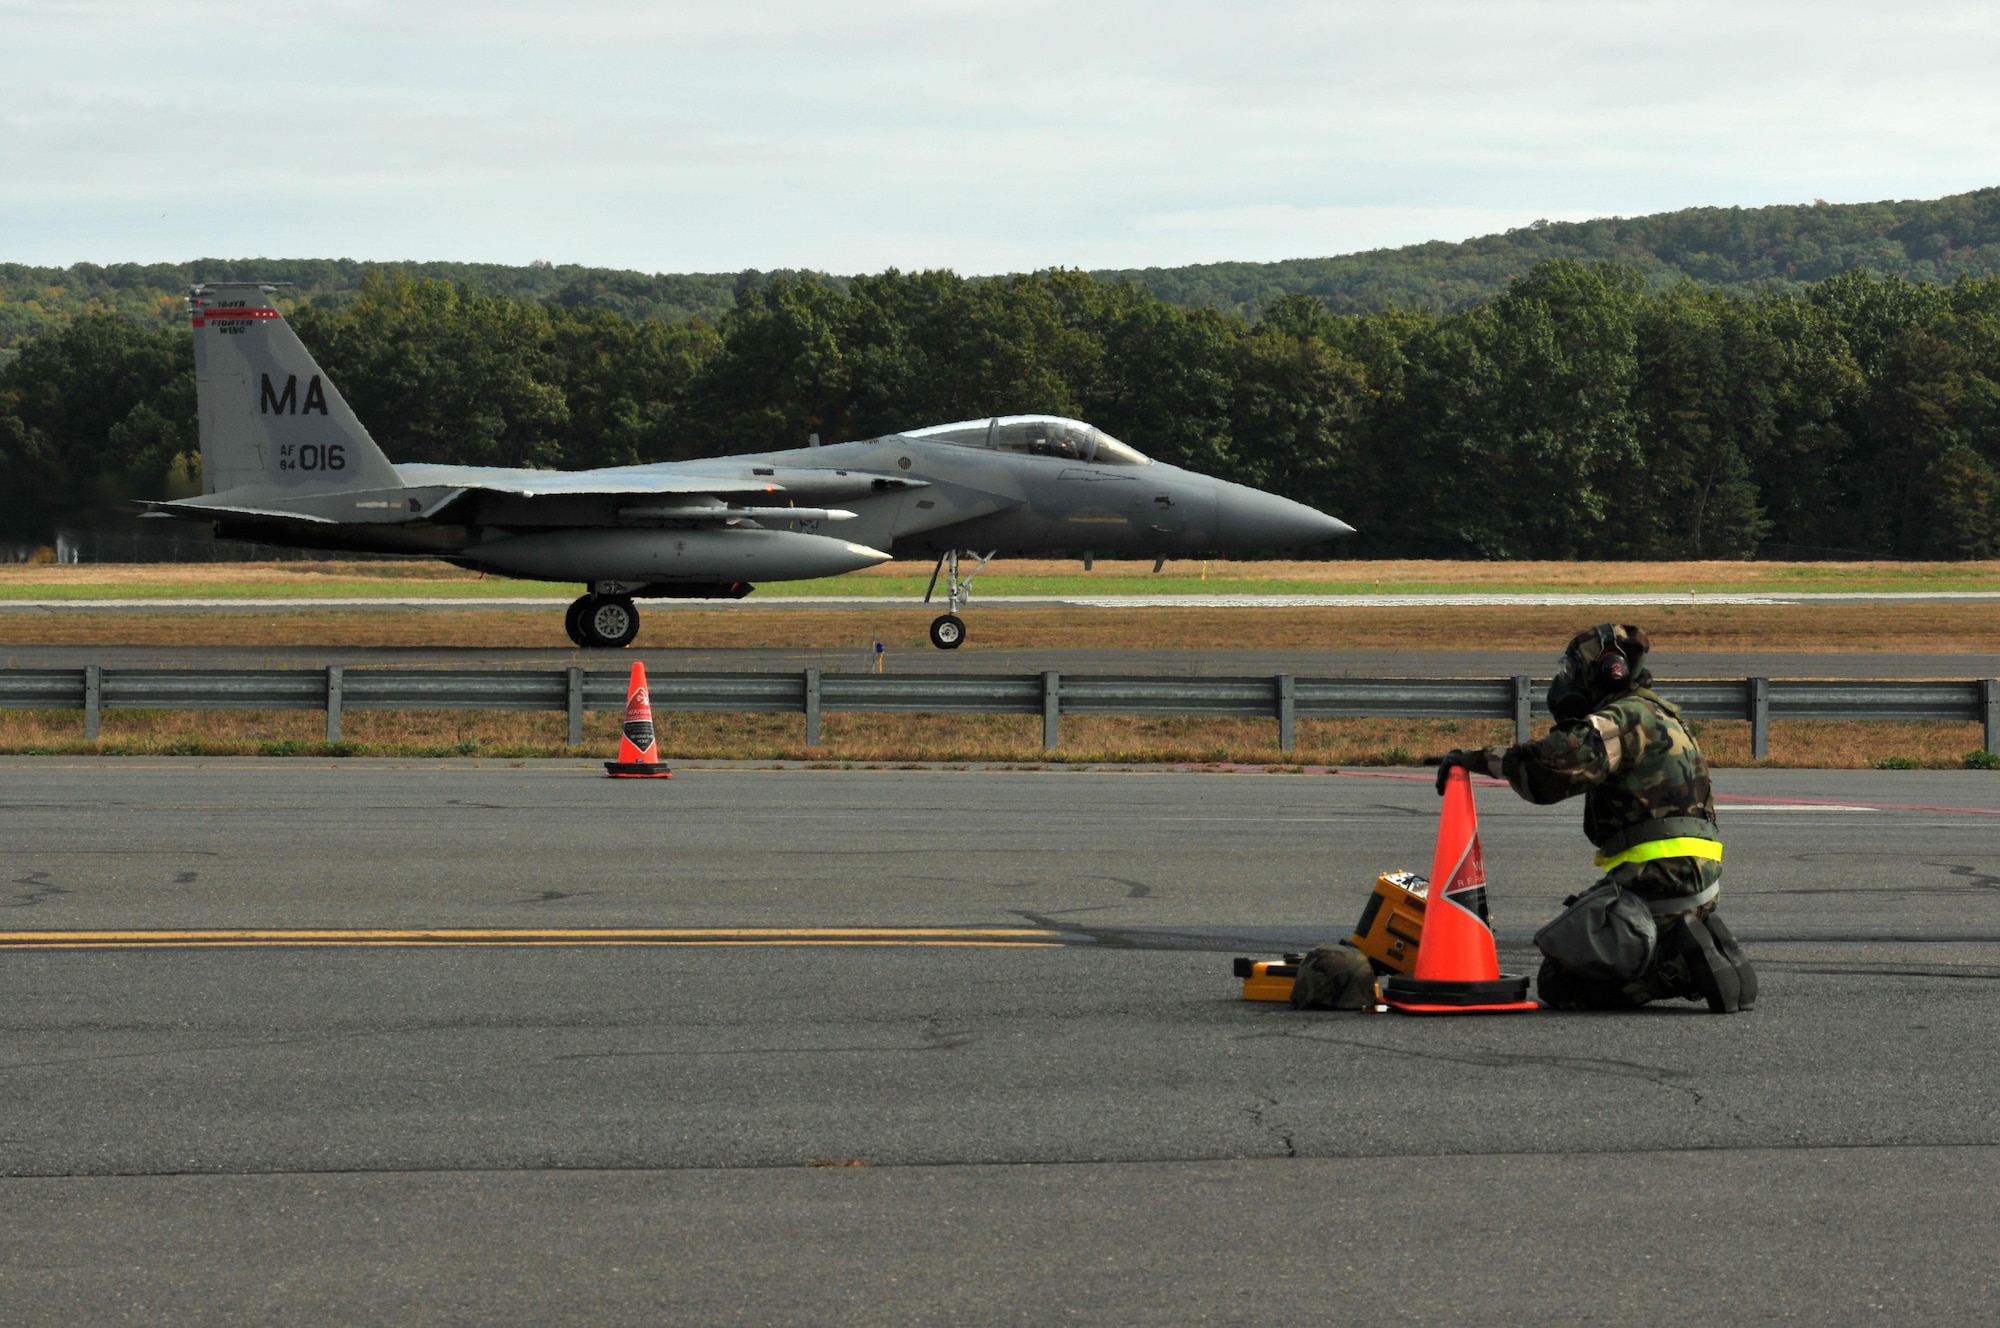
[139,484,466,527]
[138,499,338,525]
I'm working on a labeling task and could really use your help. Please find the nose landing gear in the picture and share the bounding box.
[565,592,641,648]
[922,549,995,650]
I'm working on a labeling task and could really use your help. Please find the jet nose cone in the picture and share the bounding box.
[1215,486,1355,550]
[838,541,893,571]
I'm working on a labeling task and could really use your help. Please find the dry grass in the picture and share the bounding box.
[1,707,1989,769]
[4,600,1999,654]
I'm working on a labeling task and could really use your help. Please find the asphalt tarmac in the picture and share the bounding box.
[5,641,1995,679]
[2,761,1996,1324]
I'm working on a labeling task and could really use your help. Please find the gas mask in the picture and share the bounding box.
[1546,653,1592,723]
[1546,624,1642,724]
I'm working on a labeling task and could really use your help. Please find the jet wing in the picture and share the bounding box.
[148,461,932,530]
[392,463,782,499]
[393,462,926,501]
[394,462,929,508]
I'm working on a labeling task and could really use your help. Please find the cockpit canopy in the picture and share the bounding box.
[893,415,1150,465]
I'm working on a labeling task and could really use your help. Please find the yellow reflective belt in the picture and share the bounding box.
[1593,836,1724,871]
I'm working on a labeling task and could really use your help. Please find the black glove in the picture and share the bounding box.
[1433,748,1482,795]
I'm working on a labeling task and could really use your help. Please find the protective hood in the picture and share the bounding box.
[1547,623,1653,723]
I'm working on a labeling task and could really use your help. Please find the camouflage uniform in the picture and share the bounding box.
[1458,625,1753,1011]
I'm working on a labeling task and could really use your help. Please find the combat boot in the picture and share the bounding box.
[1701,911,1758,1011]
[1672,915,1743,1013]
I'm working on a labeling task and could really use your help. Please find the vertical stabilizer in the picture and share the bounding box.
[190,283,402,496]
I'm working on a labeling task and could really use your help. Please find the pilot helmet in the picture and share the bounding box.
[1547,623,1650,723]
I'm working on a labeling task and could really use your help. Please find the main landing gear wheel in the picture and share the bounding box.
[929,614,966,650]
[583,595,640,649]
[563,596,591,648]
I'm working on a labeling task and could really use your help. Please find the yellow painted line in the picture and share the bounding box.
[0,927,1069,950]
[0,940,1063,950]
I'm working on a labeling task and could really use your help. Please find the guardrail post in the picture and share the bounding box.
[1984,678,1998,755]
[1042,671,1060,751]
[1276,674,1295,753]
[566,666,584,746]
[325,665,343,743]
[804,668,822,747]
[1749,677,1770,759]
[84,664,101,741]
[1512,675,1532,744]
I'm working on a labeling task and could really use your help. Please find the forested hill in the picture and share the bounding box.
[4,187,1997,349]
[1096,186,2000,316]
[0,260,776,351]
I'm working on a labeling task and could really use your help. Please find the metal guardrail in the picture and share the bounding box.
[1,667,1995,757]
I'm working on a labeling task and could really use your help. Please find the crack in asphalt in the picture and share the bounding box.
[552,1013,977,1062]
[1238,1028,1704,1103]
[552,1040,973,1061]
[13,1137,2000,1180]
[0,1008,696,1073]
[5,872,72,908]
[1928,862,2000,893]
[1243,1094,1297,1158]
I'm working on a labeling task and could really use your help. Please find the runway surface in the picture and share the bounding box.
[3,761,1997,1323]
[5,641,1996,679]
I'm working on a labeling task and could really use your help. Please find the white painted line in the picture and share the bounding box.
[1722,804,1879,812]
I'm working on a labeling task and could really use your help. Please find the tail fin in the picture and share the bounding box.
[189,283,402,496]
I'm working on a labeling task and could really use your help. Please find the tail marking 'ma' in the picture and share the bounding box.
[260,374,330,417]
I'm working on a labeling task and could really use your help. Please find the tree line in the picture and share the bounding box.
[5,186,1996,353]
[2,260,1997,559]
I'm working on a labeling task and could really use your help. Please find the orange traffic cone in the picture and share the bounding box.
[604,661,673,778]
[1381,767,1535,1012]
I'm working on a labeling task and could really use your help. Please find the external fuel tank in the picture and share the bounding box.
[460,526,891,584]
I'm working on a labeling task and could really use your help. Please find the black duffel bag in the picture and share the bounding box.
[1533,881,1659,983]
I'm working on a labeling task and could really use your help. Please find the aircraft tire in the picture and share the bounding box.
[563,596,591,648]
[584,596,641,649]
[929,614,966,650]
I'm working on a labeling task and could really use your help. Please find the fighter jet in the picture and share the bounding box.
[146,283,1354,648]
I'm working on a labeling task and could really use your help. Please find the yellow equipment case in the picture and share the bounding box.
[1350,870,1429,975]
[1233,956,1300,1002]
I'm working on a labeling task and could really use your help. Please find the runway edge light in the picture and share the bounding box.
[1380,767,1535,1014]
[604,660,674,779]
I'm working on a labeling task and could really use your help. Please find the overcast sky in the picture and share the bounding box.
[4,0,1997,274]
